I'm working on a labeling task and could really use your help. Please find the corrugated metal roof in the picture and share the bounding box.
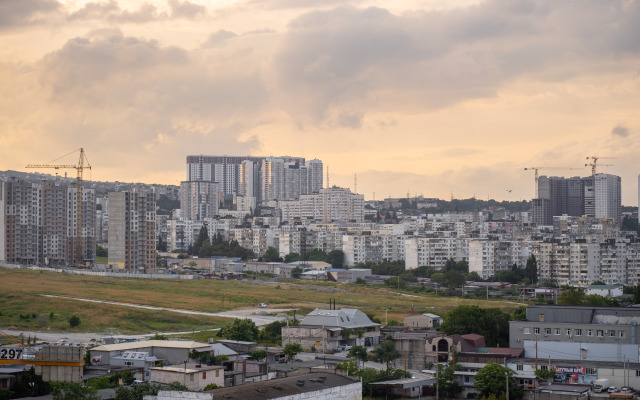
[92,340,210,352]
[300,308,379,328]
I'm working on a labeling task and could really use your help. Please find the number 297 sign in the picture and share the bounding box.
[0,347,23,360]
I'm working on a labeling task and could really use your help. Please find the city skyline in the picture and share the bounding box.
[0,1,638,203]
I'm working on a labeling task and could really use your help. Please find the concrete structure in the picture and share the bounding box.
[279,187,364,223]
[180,181,219,220]
[509,305,640,362]
[150,363,224,391]
[108,191,156,272]
[186,155,319,202]
[34,345,84,383]
[404,313,442,329]
[585,285,624,298]
[595,173,622,223]
[110,351,159,382]
[281,308,381,351]
[204,372,361,400]
[0,180,96,267]
[90,340,213,366]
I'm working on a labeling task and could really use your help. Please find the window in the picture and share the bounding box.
[636,370,640,377]
[534,327,540,335]
[524,328,530,335]
[609,330,616,337]
[566,329,571,336]
[216,370,219,377]
[541,365,548,370]
[620,331,625,338]
[517,365,523,371]
[202,372,206,379]
[554,328,560,335]
[575,329,582,336]
[190,375,194,382]
[539,314,545,322]
[596,330,604,337]
[587,329,593,337]
[545,328,551,335]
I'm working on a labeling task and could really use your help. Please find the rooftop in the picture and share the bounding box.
[206,372,358,399]
[300,308,379,328]
[92,340,211,352]
[151,363,224,374]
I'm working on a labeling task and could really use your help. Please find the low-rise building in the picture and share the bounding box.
[403,313,442,330]
[150,363,224,391]
[90,340,215,366]
[281,308,381,351]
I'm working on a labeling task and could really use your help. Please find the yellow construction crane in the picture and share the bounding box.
[523,167,582,198]
[585,156,615,177]
[26,148,91,268]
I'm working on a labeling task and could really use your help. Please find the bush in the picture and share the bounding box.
[203,383,219,391]
[68,315,80,328]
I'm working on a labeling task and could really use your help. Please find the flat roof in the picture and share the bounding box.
[207,372,358,399]
[152,364,224,374]
[92,340,211,352]
[371,376,437,389]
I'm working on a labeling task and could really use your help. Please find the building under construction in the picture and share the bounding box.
[0,179,96,267]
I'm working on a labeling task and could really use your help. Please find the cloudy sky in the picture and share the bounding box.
[1,0,639,204]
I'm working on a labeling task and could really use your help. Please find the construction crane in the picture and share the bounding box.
[26,148,91,268]
[523,167,582,198]
[585,156,615,177]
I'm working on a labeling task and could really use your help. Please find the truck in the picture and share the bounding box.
[594,378,609,393]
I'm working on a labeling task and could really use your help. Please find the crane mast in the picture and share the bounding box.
[26,148,91,268]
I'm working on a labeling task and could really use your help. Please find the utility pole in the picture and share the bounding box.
[505,372,509,400]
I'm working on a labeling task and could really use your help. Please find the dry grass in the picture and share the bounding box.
[0,269,525,334]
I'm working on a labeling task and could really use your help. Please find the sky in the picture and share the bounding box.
[0,0,639,204]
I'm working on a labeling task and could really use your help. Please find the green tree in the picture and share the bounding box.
[306,248,328,261]
[633,284,640,304]
[248,350,268,361]
[115,383,160,400]
[370,340,400,367]
[199,240,214,257]
[52,383,100,400]
[284,343,302,360]
[192,225,209,256]
[524,255,538,284]
[120,369,135,385]
[167,382,189,391]
[259,320,287,343]
[68,315,81,328]
[218,318,259,341]
[558,288,617,306]
[348,345,368,362]
[326,250,345,268]
[96,245,108,257]
[291,266,303,278]
[437,361,462,398]
[512,306,527,320]
[439,305,510,347]
[262,246,282,262]
[284,252,300,263]
[474,363,520,400]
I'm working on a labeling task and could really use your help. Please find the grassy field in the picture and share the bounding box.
[0,268,526,335]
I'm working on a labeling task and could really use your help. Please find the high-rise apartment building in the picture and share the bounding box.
[108,191,156,272]
[533,174,621,225]
[595,173,621,222]
[186,155,322,202]
[0,180,95,267]
[180,181,219,220]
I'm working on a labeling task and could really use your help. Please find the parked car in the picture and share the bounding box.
[608,387,619,393]
[620,387,633,393]
[258,303,267,308]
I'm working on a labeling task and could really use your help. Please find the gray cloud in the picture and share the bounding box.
[272,2,640,125]
[202,30,238,48]
[0,0,61,30]
[168,0,206,19]
[69,1,164,23]
[611,124,629,138]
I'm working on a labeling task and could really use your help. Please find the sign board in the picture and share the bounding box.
[0,347,23,360]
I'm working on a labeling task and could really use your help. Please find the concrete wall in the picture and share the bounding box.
[151,368,224,391]
[33,346,83,383]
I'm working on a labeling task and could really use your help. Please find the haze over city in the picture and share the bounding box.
[1,0,639,203]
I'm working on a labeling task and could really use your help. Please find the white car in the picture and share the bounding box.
[258,303,268,308]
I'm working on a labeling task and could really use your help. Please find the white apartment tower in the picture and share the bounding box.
[180,181,220,220]
[594,173,622,222]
